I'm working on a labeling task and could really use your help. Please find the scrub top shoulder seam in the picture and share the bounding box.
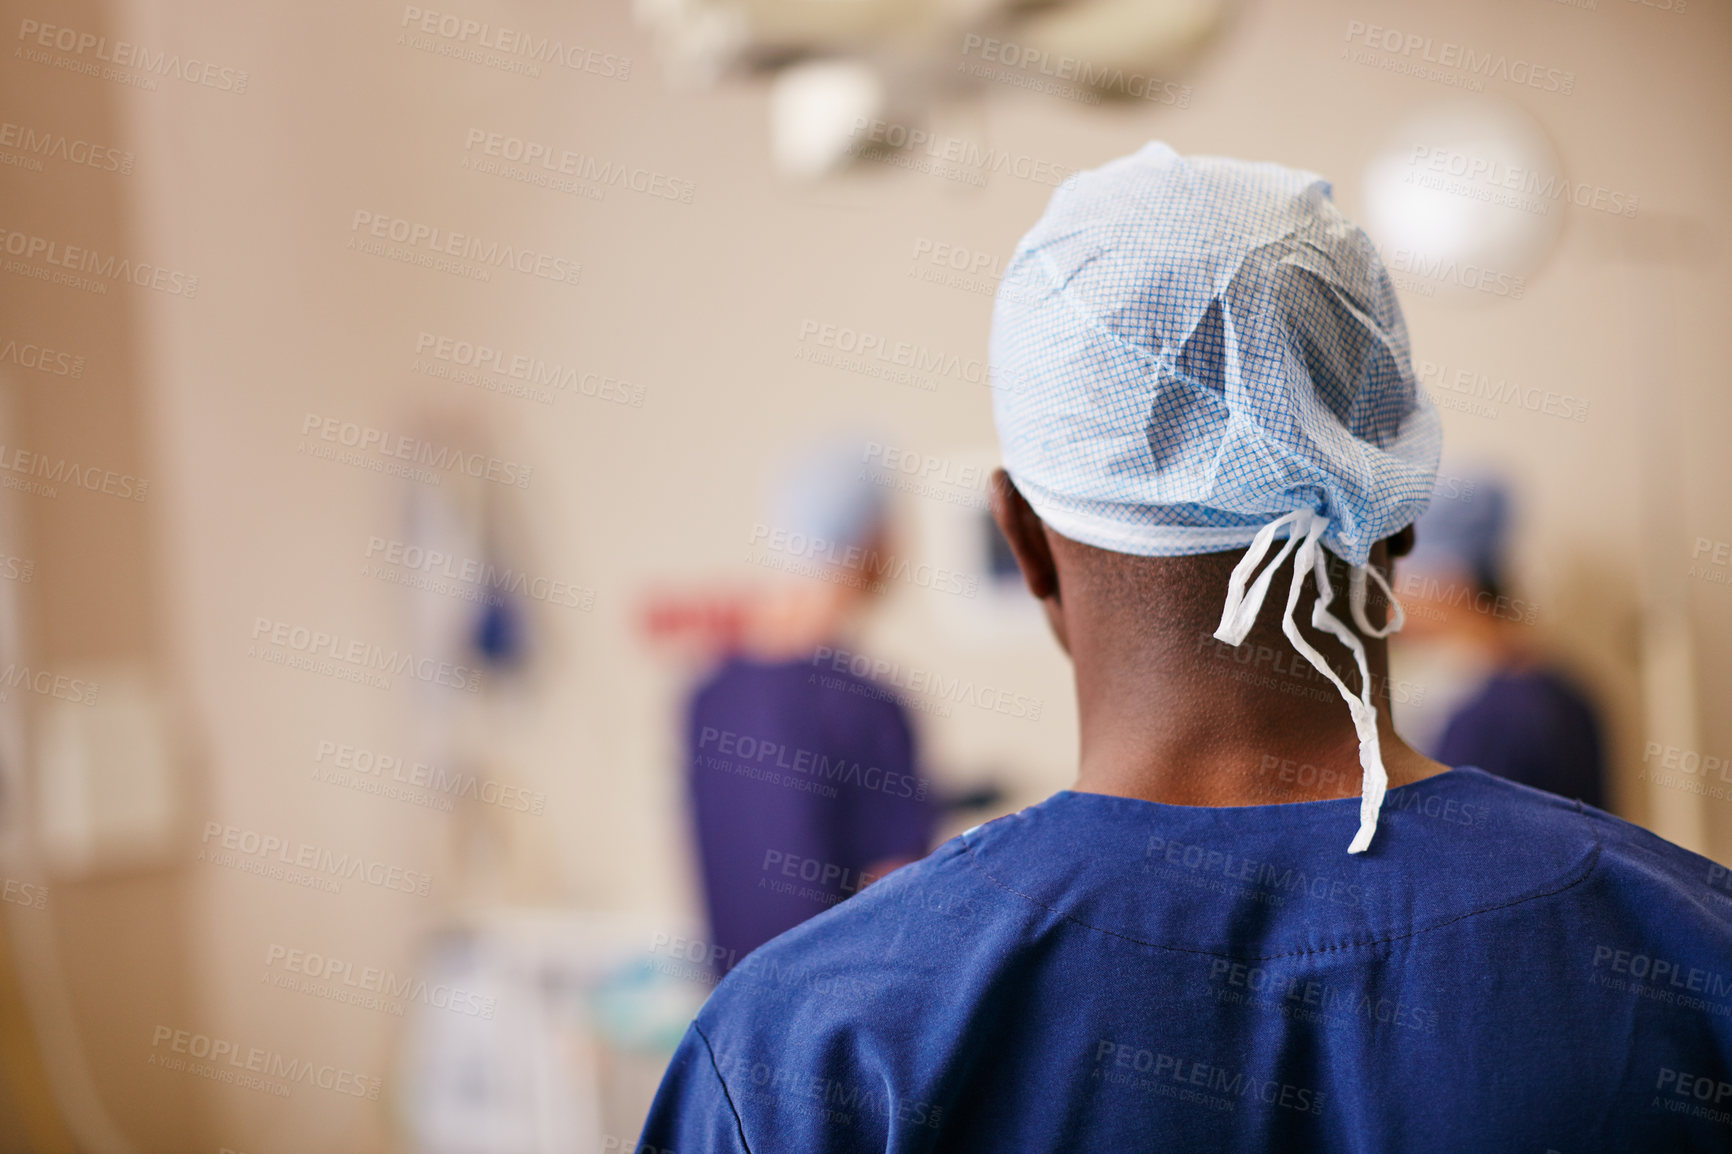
[692,1019,755,1154]
[957,809,1604,963]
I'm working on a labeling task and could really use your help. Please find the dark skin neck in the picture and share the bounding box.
[989,470,1449,807]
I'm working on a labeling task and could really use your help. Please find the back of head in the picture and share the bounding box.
[989,142,1442,852]
[991,141,1439,565]
[1406,471,1513,595]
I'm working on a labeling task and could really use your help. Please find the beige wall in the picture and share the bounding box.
[0,0,198,1147]
[1,0,1728,1149]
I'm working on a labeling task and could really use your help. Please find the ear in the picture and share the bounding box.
[1386,523,1416,560]
[989,469,1059,602]
[990,469,1070,652]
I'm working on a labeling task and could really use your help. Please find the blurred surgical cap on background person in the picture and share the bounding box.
[1403,474,1511,594]
[768,436,889,557]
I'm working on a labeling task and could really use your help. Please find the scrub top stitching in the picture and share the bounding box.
[693,1020,755,1154]
[957,807,1603,963]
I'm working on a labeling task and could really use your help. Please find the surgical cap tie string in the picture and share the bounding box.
[1213,510,1402,854]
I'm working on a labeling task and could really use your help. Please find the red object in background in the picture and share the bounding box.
[638,590,753,657]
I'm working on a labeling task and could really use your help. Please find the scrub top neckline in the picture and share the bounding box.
[956,767,1603,959]
[1049,765,1490,823]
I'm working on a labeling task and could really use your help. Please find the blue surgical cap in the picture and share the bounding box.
[769,436,888,554]
[1407,474,1512,592]
[989,143,1444,855]
[990,141,1441,568]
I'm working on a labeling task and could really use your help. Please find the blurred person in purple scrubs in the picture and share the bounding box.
[685,439,937,972]
[1394,474,1607,809]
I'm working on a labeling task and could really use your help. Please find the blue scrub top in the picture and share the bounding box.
[1434,668,1607,810]
[639,768,1732,1152]
[687,655,937,971]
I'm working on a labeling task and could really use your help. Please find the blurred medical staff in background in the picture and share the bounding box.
[684,439,937,971]
[1397,475,1608,808]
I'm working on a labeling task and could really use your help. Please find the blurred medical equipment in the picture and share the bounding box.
[1362,98,1565,303]
[399,913,705,1154]
[635,0,1229,176]
[389,412,608,1151]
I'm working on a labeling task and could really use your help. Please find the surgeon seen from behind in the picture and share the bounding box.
[1393,475,1609,810]
[685,441,937,973]
[640,143,1732,1152]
